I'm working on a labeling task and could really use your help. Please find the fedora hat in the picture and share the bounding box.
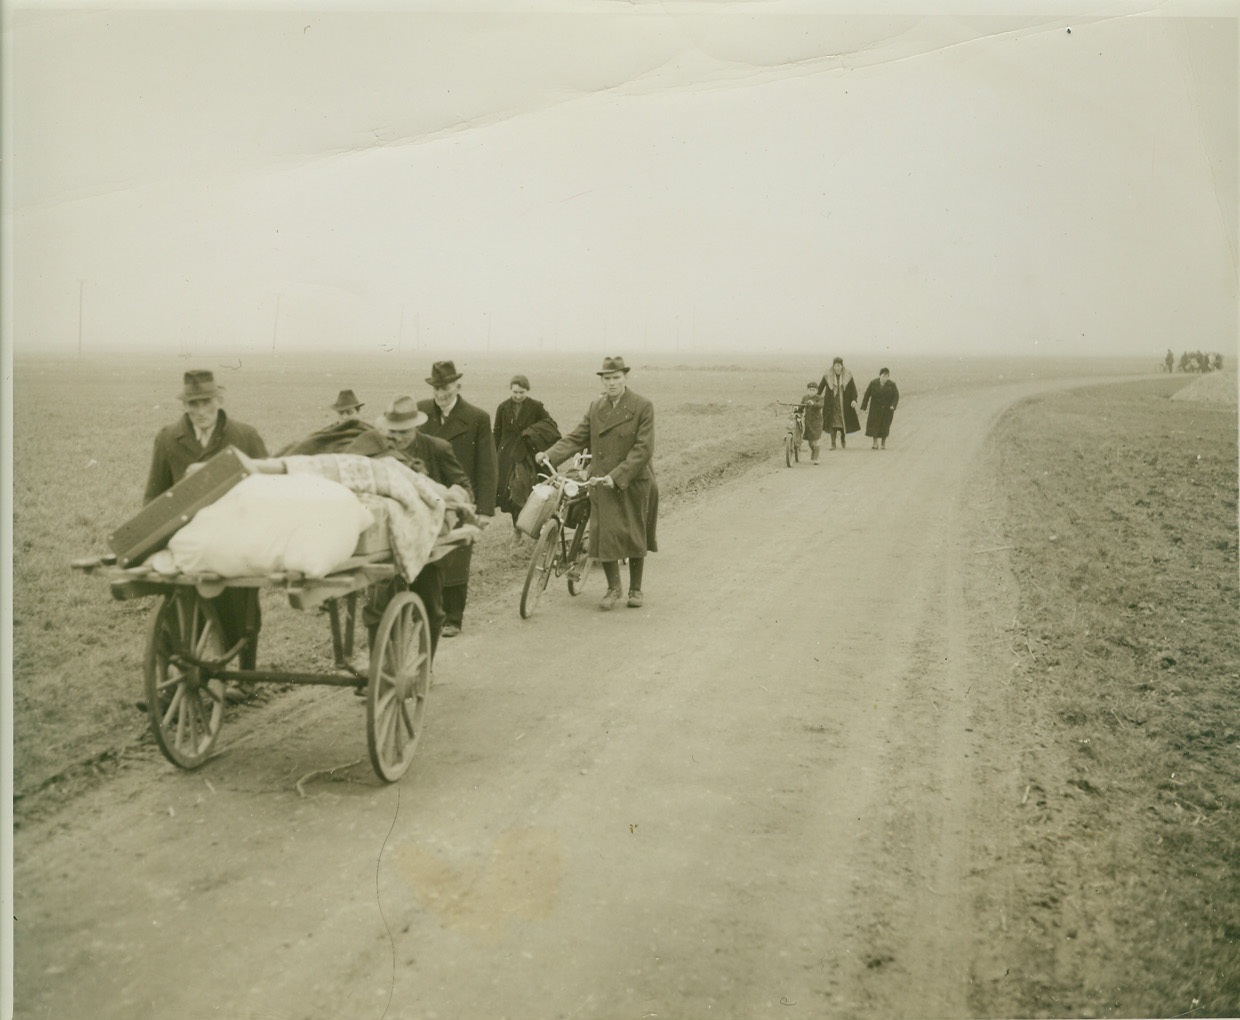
[596,356,631,376]
[376,395,428,432]
[425,360,463,387]
[330,389,363,412]
[179,369,221,400]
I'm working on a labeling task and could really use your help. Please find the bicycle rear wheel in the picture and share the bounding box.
[519,519,560,619]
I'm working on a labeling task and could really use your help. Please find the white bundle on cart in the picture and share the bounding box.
[165,473,374,578]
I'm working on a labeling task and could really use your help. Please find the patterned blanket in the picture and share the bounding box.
[273,454,476,580]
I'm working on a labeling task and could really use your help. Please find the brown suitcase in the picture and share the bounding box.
[108,447,254,567]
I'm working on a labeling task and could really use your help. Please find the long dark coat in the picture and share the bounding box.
[861,378,899,439]
[144,410,268,504]
[493,396,560,515]
[799,393,824,442]
[416,398,497,516]
[818,371,860,434]
[418,397,497,589]
[144,409,269,668]
[543,387,658,561]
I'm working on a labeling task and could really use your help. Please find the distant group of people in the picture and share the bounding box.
[795,359,900,462]
[1165,349,1225,373]
[143,356,659,675]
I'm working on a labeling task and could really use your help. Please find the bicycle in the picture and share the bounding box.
[776,402,806,467]
[518,457,600,619]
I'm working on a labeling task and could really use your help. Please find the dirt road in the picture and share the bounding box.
[13,377,1128,1020]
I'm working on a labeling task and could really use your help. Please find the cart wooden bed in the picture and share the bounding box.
[71,538,466,783]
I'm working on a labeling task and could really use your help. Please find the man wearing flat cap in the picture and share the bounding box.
[145,370,269,670]
[494,374,560,530]
[417,361,497,637]
[537,356,658,611]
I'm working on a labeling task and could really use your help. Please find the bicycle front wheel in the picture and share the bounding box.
[785,434,794,468]
[566,522,593,596]
[519,520,561,619]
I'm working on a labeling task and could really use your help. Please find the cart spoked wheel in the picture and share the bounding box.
[144,590,227,769]
[519,519,560,619]
[785,434,794,467]
[566,523,593,596]
[366,591,431,783]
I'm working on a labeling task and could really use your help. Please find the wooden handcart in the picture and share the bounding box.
[71,539,466,783]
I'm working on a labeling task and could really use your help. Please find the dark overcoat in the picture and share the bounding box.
[818,371,860,434]
[144,410,268,504]
[544,387,658,561]
[144,409,268,668]
[860,378,899,439]
[417,397,496,589]
[799,393,824,442]
[493,397,560,515]
[417,398,497,516]
[277,418,373,457]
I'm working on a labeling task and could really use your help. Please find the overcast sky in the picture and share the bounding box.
[5,2,1237,358]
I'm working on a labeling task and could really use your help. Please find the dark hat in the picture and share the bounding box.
[832,357,844,366]
[376,395,428,432]
[425,361,463,387]
[596,356,631,376]
[509,374,531,390]
[331,389,363,412]
[179,370,220,400]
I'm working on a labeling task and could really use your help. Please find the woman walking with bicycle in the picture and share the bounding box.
[536,356,657,611]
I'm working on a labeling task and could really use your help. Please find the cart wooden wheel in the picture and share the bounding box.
[519,519,560,619]
[566,522,593,596]
[144,589,227,769]
[366,591,431,782]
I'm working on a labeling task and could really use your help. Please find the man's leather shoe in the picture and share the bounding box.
[600,588,622,611]
[442,623,461,638]
[626,590,644,608]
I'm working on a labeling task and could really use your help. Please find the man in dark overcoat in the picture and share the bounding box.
[145,370,269,673]
[860,367,900,449]
[345,394,473,656]
[537,355,657,611]
[493,374,560,528]
[817,357,860,450]
[416,361,496,637]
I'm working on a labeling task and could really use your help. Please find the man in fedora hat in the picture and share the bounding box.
[537,356,658,611]
[144,369,269,672]
[417,361,496,638]
[331,389,364,421]
[277,388,372,456]
[345,394,474,654]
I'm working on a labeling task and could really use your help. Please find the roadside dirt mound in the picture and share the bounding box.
[1170,371,1237,404]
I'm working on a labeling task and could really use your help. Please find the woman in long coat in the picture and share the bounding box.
[817,357,860,450]
[860,368,899,449]
[539,356,657,611]
[493,374,560,524]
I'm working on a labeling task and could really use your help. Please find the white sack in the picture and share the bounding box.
[167,473,373,578]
